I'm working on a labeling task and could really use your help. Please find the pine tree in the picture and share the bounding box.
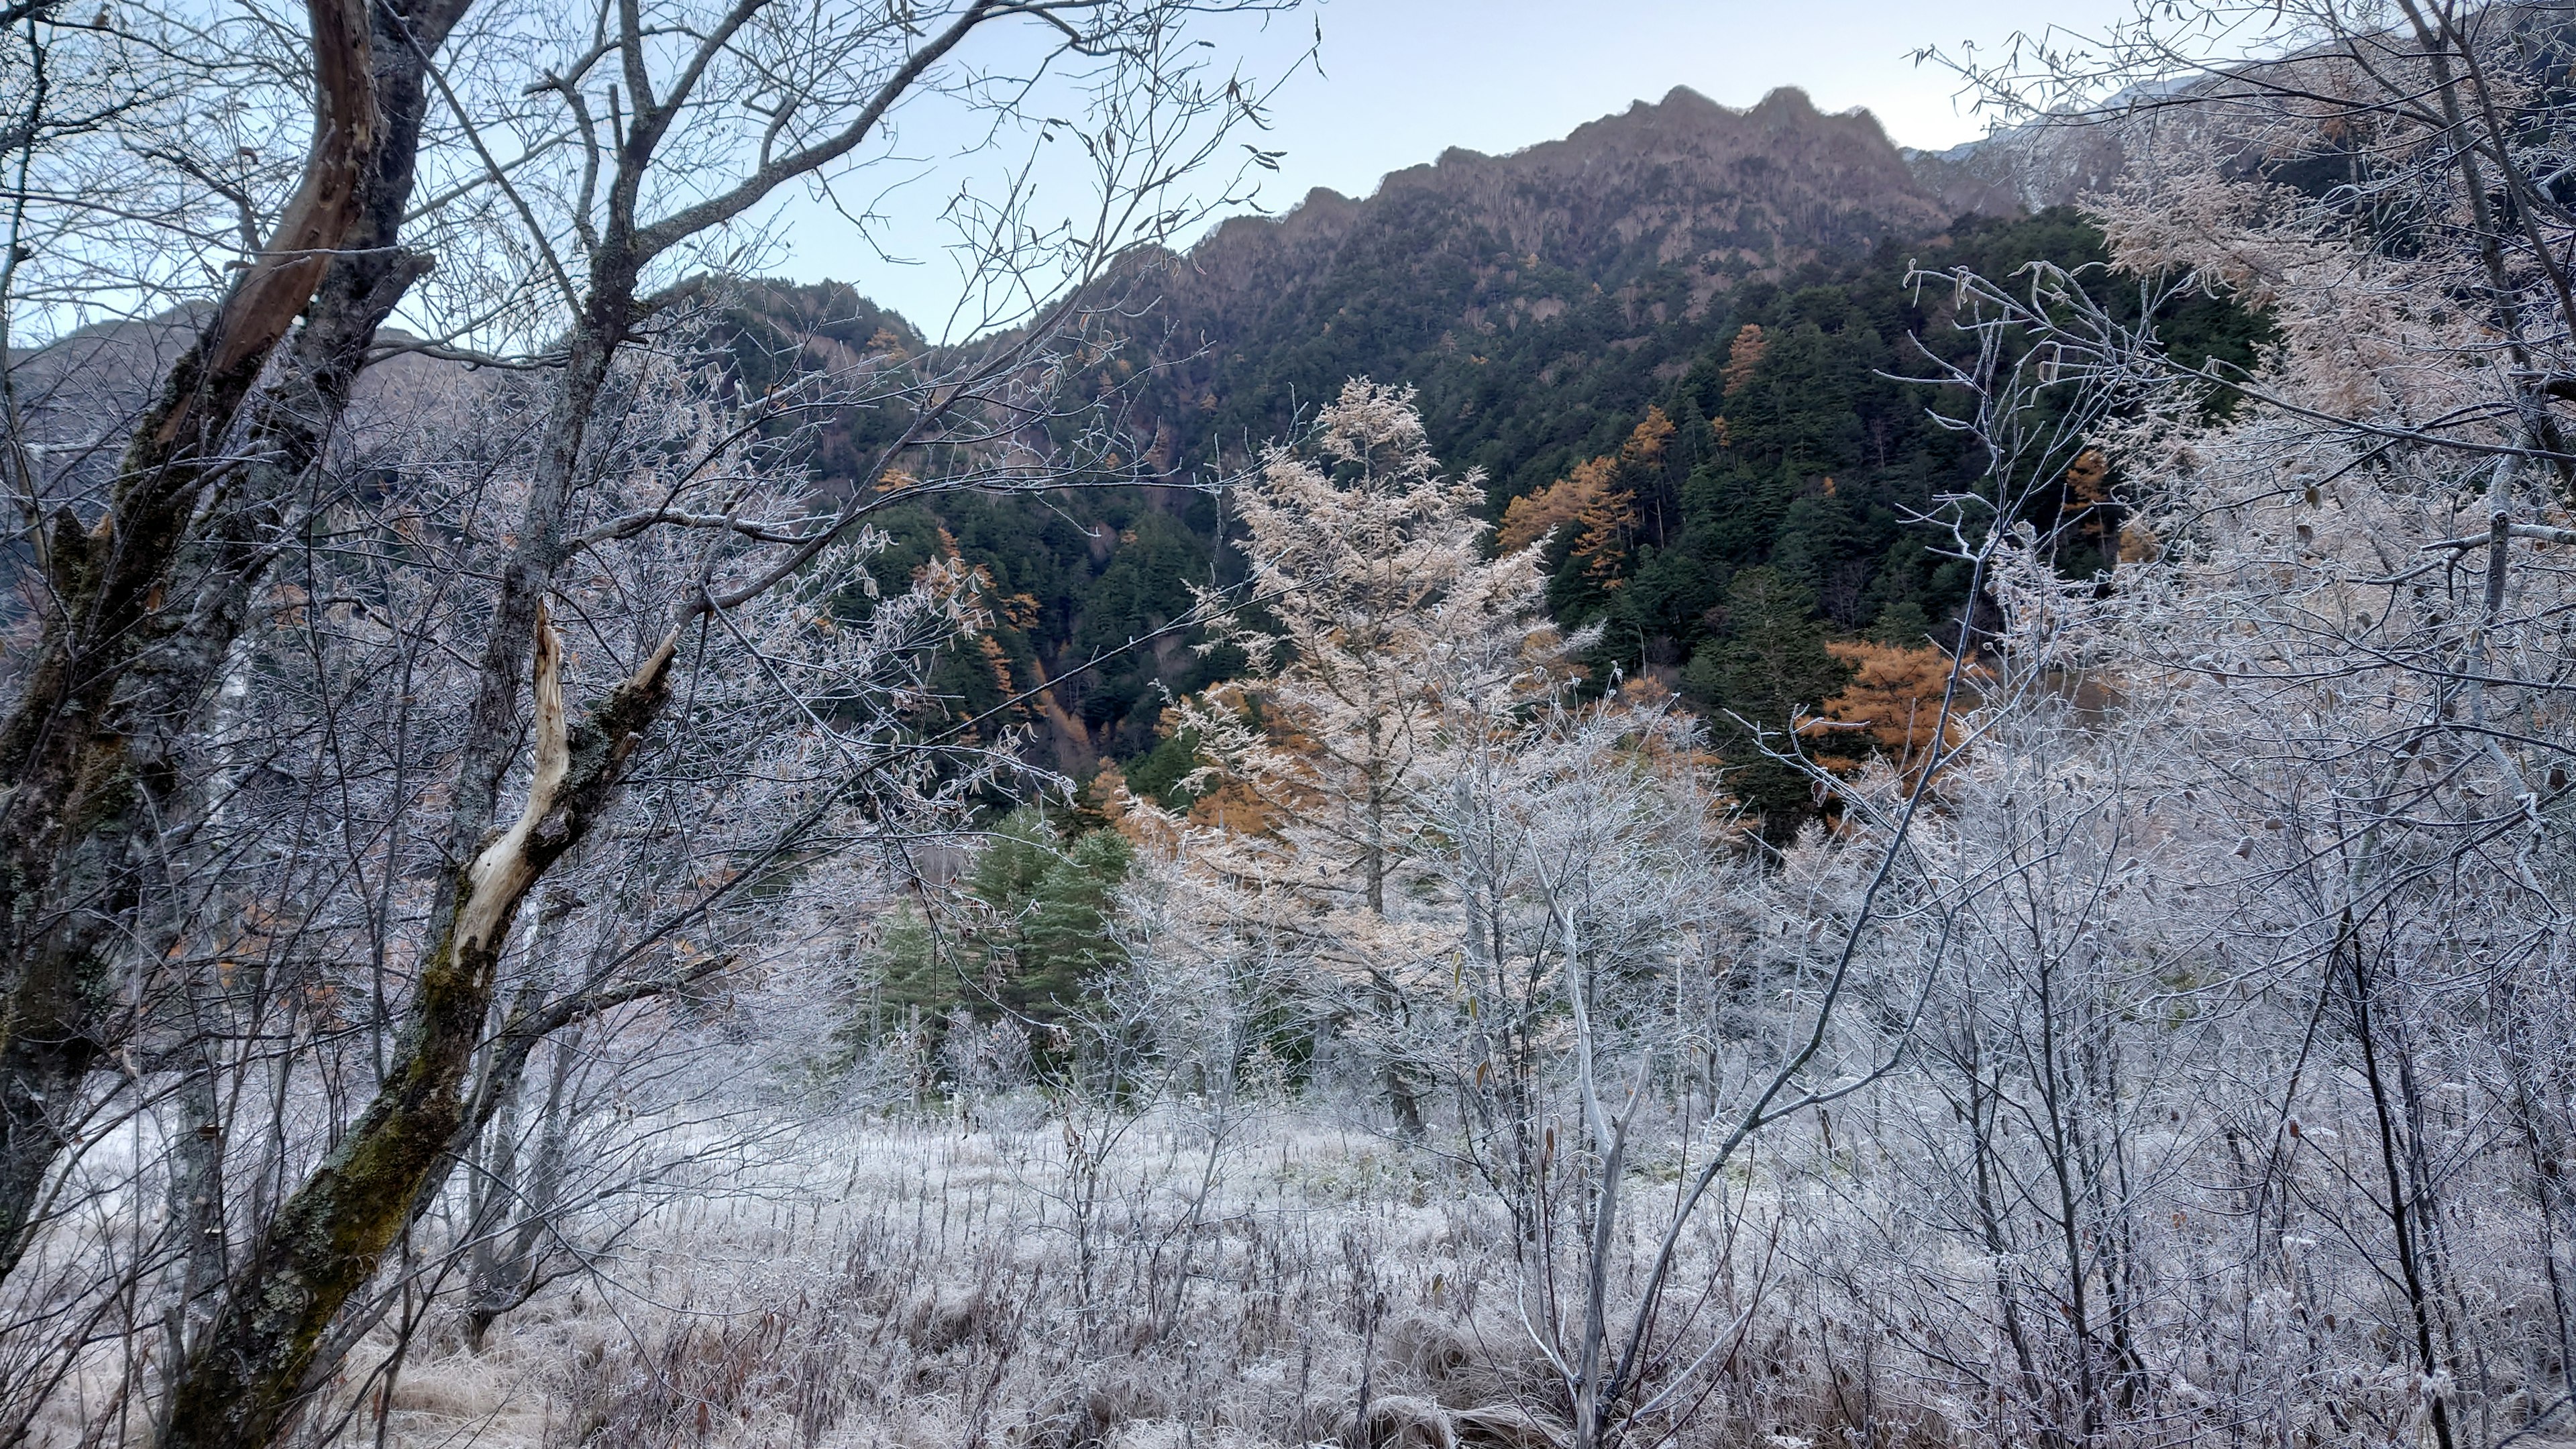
[1682,566,1851,839]
[845,807,1134,1064]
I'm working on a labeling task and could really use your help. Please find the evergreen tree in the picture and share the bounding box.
[1179,379,1568,913]
[1173,380,1578,1134]
[1004,822,1135,1019]
[1682,567,1851,839]
[843,808,1136,1065]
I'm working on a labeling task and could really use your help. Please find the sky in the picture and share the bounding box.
[1215,0,2139,187]
[769,0,2143,339]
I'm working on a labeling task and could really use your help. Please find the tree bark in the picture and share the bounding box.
[0,0,477,1289]
[0,0,380,1281]
[160,611,680,1447]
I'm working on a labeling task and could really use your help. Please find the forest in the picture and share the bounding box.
[1,0,2574,1447]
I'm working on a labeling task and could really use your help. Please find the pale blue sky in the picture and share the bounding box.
[1222,0,2136,182]
[770,0,2141,337]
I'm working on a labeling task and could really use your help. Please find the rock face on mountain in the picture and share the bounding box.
[1108,87,1986,500]
[1171,85,1960,319]
[1906,125,2130,217]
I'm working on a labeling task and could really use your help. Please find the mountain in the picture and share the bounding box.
[804,85,2095,777]
[1904,128,2124,217]
[1115,85,1974,502]
[21,87,2153,788]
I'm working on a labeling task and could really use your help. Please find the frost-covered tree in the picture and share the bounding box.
[1177,379,1573,907]
[1167,379,1574,1130]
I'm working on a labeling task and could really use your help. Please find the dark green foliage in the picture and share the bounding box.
[1564,207,2268,654]
[1870,600,1935,647]
[1538,209,2267,837]
[1122,727,1208,810]
[689,280,1242,769]
[847,808,1135,1055]
[861,904,952,1028]
[767,207,2263,807]
[1680,568,1851,839]
[831,493,1236,759]
[1010,828,1135,1016]
[961,808,1133,1020]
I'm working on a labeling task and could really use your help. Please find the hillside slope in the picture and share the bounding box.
[823,86,2025,771]
[12,89,2044,777]
[1115,85,1967,502]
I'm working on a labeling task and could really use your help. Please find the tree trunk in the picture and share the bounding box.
[467,1022,582,1346]
[160,612,679,1447]
[0,0,380,1283]
[2346,929,2458,1449]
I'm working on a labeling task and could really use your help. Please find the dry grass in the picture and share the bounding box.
[329,1098,1900,1449]
[331,1111,1582,1449]
[28,1083,2557,1449]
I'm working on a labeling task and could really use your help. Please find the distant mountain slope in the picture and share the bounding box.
[782,86,2065,772]
[1112,85,1974,503]
[16,88,2050,781]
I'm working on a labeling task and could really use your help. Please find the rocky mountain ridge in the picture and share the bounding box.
[1083,83,2055,524]
[1169,84,1964,318]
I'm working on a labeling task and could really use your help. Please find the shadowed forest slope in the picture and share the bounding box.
[765,87,2083,769]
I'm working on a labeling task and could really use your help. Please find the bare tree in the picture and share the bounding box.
[0,0,1296,1440]
[0,0,378,1281]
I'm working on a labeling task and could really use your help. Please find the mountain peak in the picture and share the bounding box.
[1167,83,1964,313]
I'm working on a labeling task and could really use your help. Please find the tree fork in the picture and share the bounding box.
[159,610,680,1448]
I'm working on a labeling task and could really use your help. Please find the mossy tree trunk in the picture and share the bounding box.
[158,607,681,1447]
[0,0,384,1281]
[148,1,1158,1435]
[163,123,682,1436]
